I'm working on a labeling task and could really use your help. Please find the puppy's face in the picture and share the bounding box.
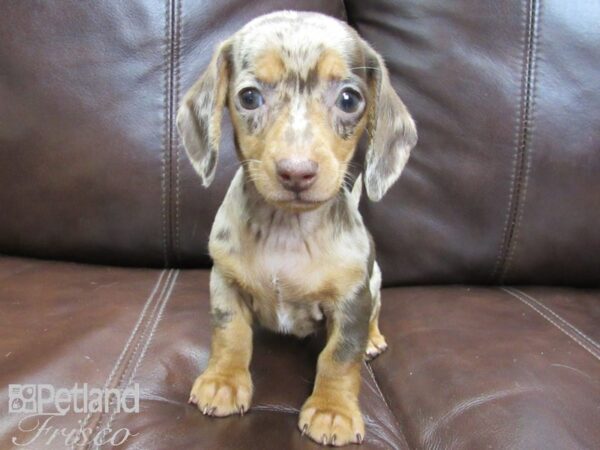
[178,12,417,207]
[228,26,370,210]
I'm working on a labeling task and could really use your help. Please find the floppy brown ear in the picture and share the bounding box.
[363,42,417,202]
[176,40,232,187]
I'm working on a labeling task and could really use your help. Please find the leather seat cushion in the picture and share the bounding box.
[1,256,598,449]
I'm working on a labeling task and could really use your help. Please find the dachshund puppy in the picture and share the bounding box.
[177,11,416,446]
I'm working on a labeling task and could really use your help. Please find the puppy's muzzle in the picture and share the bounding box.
[275,158,319,193]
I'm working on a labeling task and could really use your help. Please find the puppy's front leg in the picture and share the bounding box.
[299,283,371,446]
[189,268,253,417]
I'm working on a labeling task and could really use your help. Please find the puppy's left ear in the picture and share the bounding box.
[362,41,417,201]
[176,40,232,187]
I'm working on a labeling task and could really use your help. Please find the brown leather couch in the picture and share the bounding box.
[1,1,598,449]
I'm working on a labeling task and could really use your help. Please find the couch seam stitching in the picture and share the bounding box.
[173,0,182,266]
[251,404,300,415]
[490,0,527,281]
[364,362,408,449]
[124,270,180,386]
[98,270,180,444]
[160,0,172,267]
[507,288,600,351]
[165,0,178,267]
[501,0,540,281]
[502,287,600,361]
[491,0,538,283]
[85,270,176,450]
[70,270,167,449]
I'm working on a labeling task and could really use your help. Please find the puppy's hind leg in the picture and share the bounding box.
[365,262,387,360]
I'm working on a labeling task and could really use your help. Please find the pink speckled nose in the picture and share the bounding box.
[275,158,319,193]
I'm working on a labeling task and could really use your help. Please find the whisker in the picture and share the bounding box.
[343,175,357,186]
[340,169,358,186]
[350,66,381,71]
[243,173,268,185]
[346,162,363,171]
[241,158,263,165]
[216,158,263,173]
[219,160,243,171]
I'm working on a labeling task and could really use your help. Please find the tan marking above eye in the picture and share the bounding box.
[317,49,348,80]
[254,49,286,84]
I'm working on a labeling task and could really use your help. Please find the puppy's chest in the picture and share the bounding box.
[254,229,323,287]
[216,222,367,337]
[246,219,365,297]
[245,230,331,336]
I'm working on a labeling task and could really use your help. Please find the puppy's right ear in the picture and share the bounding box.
[176,40,232,187]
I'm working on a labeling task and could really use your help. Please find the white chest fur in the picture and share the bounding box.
[252,209,320,282]
[250,211,328,335]
[247,211,367,336]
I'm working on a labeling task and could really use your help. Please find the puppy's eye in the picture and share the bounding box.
[335,88,362,113]
[238,88,264,110]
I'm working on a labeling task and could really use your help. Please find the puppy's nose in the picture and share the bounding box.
[276,158,319,193]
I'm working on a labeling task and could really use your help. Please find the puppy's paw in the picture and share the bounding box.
[188,369,252,417]
[365,330,387,361]
[298,394,365,446]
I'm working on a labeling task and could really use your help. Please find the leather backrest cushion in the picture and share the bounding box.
[1,1,598,285]
[0,0,345,268]
[347,0,600,286]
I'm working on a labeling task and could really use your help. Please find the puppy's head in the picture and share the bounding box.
[177,11,417,210]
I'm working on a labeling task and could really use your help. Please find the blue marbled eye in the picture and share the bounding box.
[238,88,264,110]
[336,88,362,113]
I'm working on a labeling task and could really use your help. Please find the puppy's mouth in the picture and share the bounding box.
[247,166,341,211]
[270,191,331,210]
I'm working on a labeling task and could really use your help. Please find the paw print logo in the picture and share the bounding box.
[8,385,37,414]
